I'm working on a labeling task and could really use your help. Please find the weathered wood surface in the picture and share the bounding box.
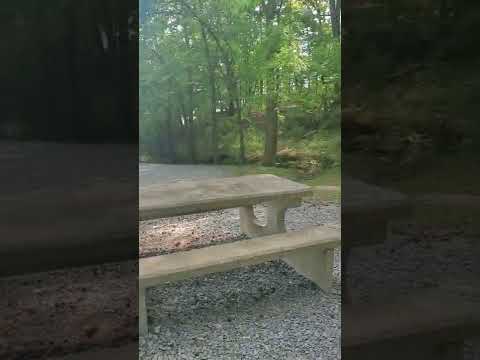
[139,226,339,288]
[139,174,312,220]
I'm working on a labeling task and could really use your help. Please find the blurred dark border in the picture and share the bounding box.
[1,1,139,359]
[342,1,480,359]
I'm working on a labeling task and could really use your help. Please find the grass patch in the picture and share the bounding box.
[304,167,341,187]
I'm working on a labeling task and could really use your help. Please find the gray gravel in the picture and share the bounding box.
[140,201,339,257]
[139,164,478,359]
[139,201,341,360]
[140,201,479,360]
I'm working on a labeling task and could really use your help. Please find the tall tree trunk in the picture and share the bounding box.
[165,105,176,163]
[329,0,340,37]
[263,94,278,166]
[200,27,218,164]
[263,75,278,166]
[225,60,246,164]
[234,92,246,164]
[262,2,279,166]
[186,69,196,164]
[165,80,176,163]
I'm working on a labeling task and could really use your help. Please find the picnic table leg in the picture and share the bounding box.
[265,199,289,234]
[239,205,266,237]
[283,246,335,291]
[240,198,301,237]
[139,287,147,336]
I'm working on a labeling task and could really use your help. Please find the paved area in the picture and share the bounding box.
[140,163,234,187]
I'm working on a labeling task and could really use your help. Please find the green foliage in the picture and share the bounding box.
[140,0,340,169]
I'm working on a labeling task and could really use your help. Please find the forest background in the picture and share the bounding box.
[139,0,341,187]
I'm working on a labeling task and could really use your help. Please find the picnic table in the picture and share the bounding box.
[140,174,313,237]
[138,174,340,335]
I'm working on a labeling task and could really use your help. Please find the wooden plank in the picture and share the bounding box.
[139,226,340,288]
[139,174,312,220]
[343,290,480,348]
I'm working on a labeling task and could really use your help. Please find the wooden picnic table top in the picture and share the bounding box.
[139,174,312,221]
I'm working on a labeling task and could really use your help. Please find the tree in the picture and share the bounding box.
[139,0,341,166]
[328,0,340,37]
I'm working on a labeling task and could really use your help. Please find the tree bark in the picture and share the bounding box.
[225,61,246,164]
[165,80,176,163]
[200,27,219,164]
[263,94,278,166]
[329,0,341,38]
[234,92,246,164]
[186,68,196,164]
[262,1,280,166]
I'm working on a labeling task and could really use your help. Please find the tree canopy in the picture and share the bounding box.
[139,0,341,167]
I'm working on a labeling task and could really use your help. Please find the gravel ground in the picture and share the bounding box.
[140,200,341,360]
[140,201,340,257]
[140,199,478,360]
[2,158,476,359]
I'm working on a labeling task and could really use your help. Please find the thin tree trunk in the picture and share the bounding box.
[329,0,340,37]
[262,3,279,166]
[186,69,196,164]
[165,106,175,163]
[263,94,278,166]
[224,60,246,164]
[234,87,246,164]
[165,79,176,163]
[200,27,218,164]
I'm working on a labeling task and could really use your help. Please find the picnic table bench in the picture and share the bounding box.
[139,174,341,335]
